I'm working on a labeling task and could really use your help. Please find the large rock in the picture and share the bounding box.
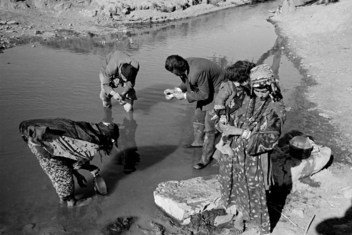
[154,143,331,224]
[153,176,222,224]
[272,142,332,186]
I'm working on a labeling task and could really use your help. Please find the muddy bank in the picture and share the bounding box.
[270,0,352,164]
[264,1,352,234]
[0,0,259,51]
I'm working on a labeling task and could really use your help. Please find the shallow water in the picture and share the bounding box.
[0,1,342,233]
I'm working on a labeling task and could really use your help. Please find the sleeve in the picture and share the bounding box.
[121,81,134,97]
[104,54,120,80]
[100,72,114,95]
[100,55,120,95]
[185,71,210,103]
[214,81,232,110]
[246,101,286,156]
[178,82,188,92]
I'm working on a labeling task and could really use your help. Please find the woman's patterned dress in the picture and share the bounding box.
[27,137,99,201]
[218,95,285,234]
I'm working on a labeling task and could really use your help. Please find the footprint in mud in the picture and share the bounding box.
[104,216,137,234]
[138,221,166,235]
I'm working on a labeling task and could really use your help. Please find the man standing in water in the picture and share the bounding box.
[164,55,225,170]
[99,50,139,112]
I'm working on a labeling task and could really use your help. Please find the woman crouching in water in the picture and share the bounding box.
[19,118,119,207]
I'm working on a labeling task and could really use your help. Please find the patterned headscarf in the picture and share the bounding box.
[250,64,275,88]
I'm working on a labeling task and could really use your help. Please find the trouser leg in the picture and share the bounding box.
[185,107,205,148]
[193,111,217,170]
[188,122,205,147]
[99,72,112,108]
[193,131,216,170]
[102,106,113,123]
[100,88,112,108]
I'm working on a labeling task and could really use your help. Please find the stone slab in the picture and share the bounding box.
[153,176,222,224]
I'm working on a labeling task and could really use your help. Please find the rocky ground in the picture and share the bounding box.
[1,0,352,234]
[0,0,253,51]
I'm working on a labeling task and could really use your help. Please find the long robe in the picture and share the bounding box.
[218,95,286,234]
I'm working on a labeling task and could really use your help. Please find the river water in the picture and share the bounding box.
[0,1,345,234]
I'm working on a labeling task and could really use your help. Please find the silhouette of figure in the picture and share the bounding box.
[102,108,139,174]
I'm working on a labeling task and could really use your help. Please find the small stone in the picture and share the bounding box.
[291,208,304,218]
[22,223,36,233]
[122,8,130,15]
[342,187,352,199]
[7,20,19,25]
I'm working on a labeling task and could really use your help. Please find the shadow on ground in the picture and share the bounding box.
[315,201,352,235]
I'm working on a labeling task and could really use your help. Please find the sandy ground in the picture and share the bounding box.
[268,1,352,234]
[1,0,352,234]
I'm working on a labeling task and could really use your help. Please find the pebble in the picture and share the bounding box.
[342,187,352,199]
[22,223,36,233]
[7,20,18,25]
[291,208,305,218]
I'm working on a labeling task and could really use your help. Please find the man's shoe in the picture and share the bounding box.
[193,162,210,170]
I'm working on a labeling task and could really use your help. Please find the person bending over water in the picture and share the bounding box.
[164,55,226,170]
[19,118,119,207]
[99,50,139,112]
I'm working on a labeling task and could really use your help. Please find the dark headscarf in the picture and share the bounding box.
[19,118,119,154]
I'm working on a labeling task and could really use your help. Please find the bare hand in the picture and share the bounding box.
[225,205,237,215]
[173,91,185,100]
[221,124,242,136]
[113,92,122,101]
[219,115,227,125]
[218,122,229,134]
[163,89,174,96]
[118,99,126,105]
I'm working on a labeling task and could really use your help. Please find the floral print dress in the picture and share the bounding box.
[218,95,285,234]
[27,137,100,201]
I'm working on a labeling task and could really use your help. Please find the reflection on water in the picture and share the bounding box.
[102,108,140,174]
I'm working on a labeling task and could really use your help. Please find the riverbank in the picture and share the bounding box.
[268,1,352,234]
[0,0,252,51]
[271,0,352,164]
